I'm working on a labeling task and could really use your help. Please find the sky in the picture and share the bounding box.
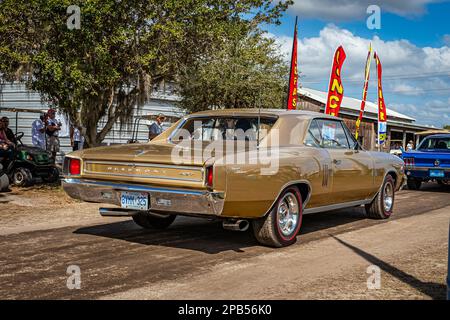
[264,0,450,128]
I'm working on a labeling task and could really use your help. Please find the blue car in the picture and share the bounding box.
[402,134,450,190]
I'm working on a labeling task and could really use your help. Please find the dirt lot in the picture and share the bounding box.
[0,183,449,300]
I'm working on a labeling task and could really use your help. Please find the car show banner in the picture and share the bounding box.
[324,45,346,116]
[355,43,373,140]
[375,52,387,146]
[287,16,298,110]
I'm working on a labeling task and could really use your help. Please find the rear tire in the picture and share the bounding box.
[407,178,421,190]
[12,168,33,187]
[252,186,303,247]
[365,175,395,219]
[132,212,176,229]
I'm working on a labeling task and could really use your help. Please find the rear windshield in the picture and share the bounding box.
[418,137,450,151]
[171,116,277,142]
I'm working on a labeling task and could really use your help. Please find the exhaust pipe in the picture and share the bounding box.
[99,207,138,217]
[222,219,249,232]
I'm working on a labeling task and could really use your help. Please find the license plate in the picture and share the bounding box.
[429,169,445,178]
[120,191,149,210]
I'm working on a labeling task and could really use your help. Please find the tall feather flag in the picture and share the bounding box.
[287,16,298,110]
[355,43,373,140]
[374,52,388,147]
[325,45,346,116]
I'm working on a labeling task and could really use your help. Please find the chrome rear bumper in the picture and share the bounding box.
[62,178,225,216]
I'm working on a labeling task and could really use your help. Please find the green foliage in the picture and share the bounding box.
[444,125,450,130]
[179,32,289,112]
[0,0,291,146]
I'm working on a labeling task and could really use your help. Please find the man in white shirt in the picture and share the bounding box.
[31,114,46,149]
[45,109,61,160]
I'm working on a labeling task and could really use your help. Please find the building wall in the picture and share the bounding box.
[0,83,185,161]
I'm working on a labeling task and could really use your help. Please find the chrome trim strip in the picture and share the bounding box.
[84,160,202,171]
[304,199,371,215]
[82,170,202,182]
[405,166,449,171]
[83,160,204,182]
[63,178,208,196]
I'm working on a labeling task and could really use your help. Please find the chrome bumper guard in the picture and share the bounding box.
[62,178,225,216]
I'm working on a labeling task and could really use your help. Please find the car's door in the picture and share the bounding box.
[316,119,374,203]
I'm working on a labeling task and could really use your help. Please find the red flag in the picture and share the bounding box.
[287,17,298,110]
[325,46,346,116]
[355,43,373,140]
[375,52,387,146]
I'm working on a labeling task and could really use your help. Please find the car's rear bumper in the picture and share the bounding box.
[62,178,225,217]
[405,167,450,180]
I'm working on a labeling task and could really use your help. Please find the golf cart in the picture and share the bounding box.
[127,113,182,144]
[1,107,59,187]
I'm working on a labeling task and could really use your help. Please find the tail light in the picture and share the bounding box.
[404,157,414,168]
[205,166,213,188]
[69,158,81,175]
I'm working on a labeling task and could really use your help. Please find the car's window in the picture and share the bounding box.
[418,137,450,151]
[342,121,359,150]
[171,116,277,142]
[316,119,350,149]
[304,119,322,147]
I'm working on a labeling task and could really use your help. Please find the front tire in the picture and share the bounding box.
[365,175,395,219]
[12,168,33,187]
[252,186,303,247]
[132,212,176,229]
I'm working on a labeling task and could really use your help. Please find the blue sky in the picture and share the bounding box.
[264,0,450,128]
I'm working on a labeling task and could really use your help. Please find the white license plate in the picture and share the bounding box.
[120,191,149,210]
[429,169,444,178]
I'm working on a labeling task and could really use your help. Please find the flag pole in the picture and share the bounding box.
[286,16,298,110]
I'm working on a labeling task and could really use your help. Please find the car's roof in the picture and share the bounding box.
[188,108,340,120]
[423,134,450,138]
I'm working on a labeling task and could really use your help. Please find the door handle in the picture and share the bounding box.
[333,159,341,165]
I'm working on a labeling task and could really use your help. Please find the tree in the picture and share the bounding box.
[444,125,450,130]
[178,31,289,112]
[0,0,291,146]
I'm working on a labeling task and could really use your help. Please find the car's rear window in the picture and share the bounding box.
[418,137,450,151]
[171,116,277,142]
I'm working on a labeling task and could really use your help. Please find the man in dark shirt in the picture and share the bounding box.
[148,113,166,140]
[1,117,17,145]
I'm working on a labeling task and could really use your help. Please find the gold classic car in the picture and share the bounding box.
[62,109,406,247]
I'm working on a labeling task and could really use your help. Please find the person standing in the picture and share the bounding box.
[31,113,46,149]
[406,140,414,151]
[148,113,166,140]
[70,125,84,151]
[45,109,61,161]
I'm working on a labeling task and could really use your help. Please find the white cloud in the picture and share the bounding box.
[289,0,444,21]
[390,83,424,96]
[273,25,450,82]
[270,25,450,127]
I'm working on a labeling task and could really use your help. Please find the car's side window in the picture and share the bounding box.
[316,119,350,149]
[304,119,323,147]
[342,121,359,150]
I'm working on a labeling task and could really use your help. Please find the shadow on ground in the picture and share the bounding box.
[332,235,447,300]
[74,207,369,254]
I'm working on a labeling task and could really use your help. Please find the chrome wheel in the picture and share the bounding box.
[383,182,394,212]
[277,192,300,237]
